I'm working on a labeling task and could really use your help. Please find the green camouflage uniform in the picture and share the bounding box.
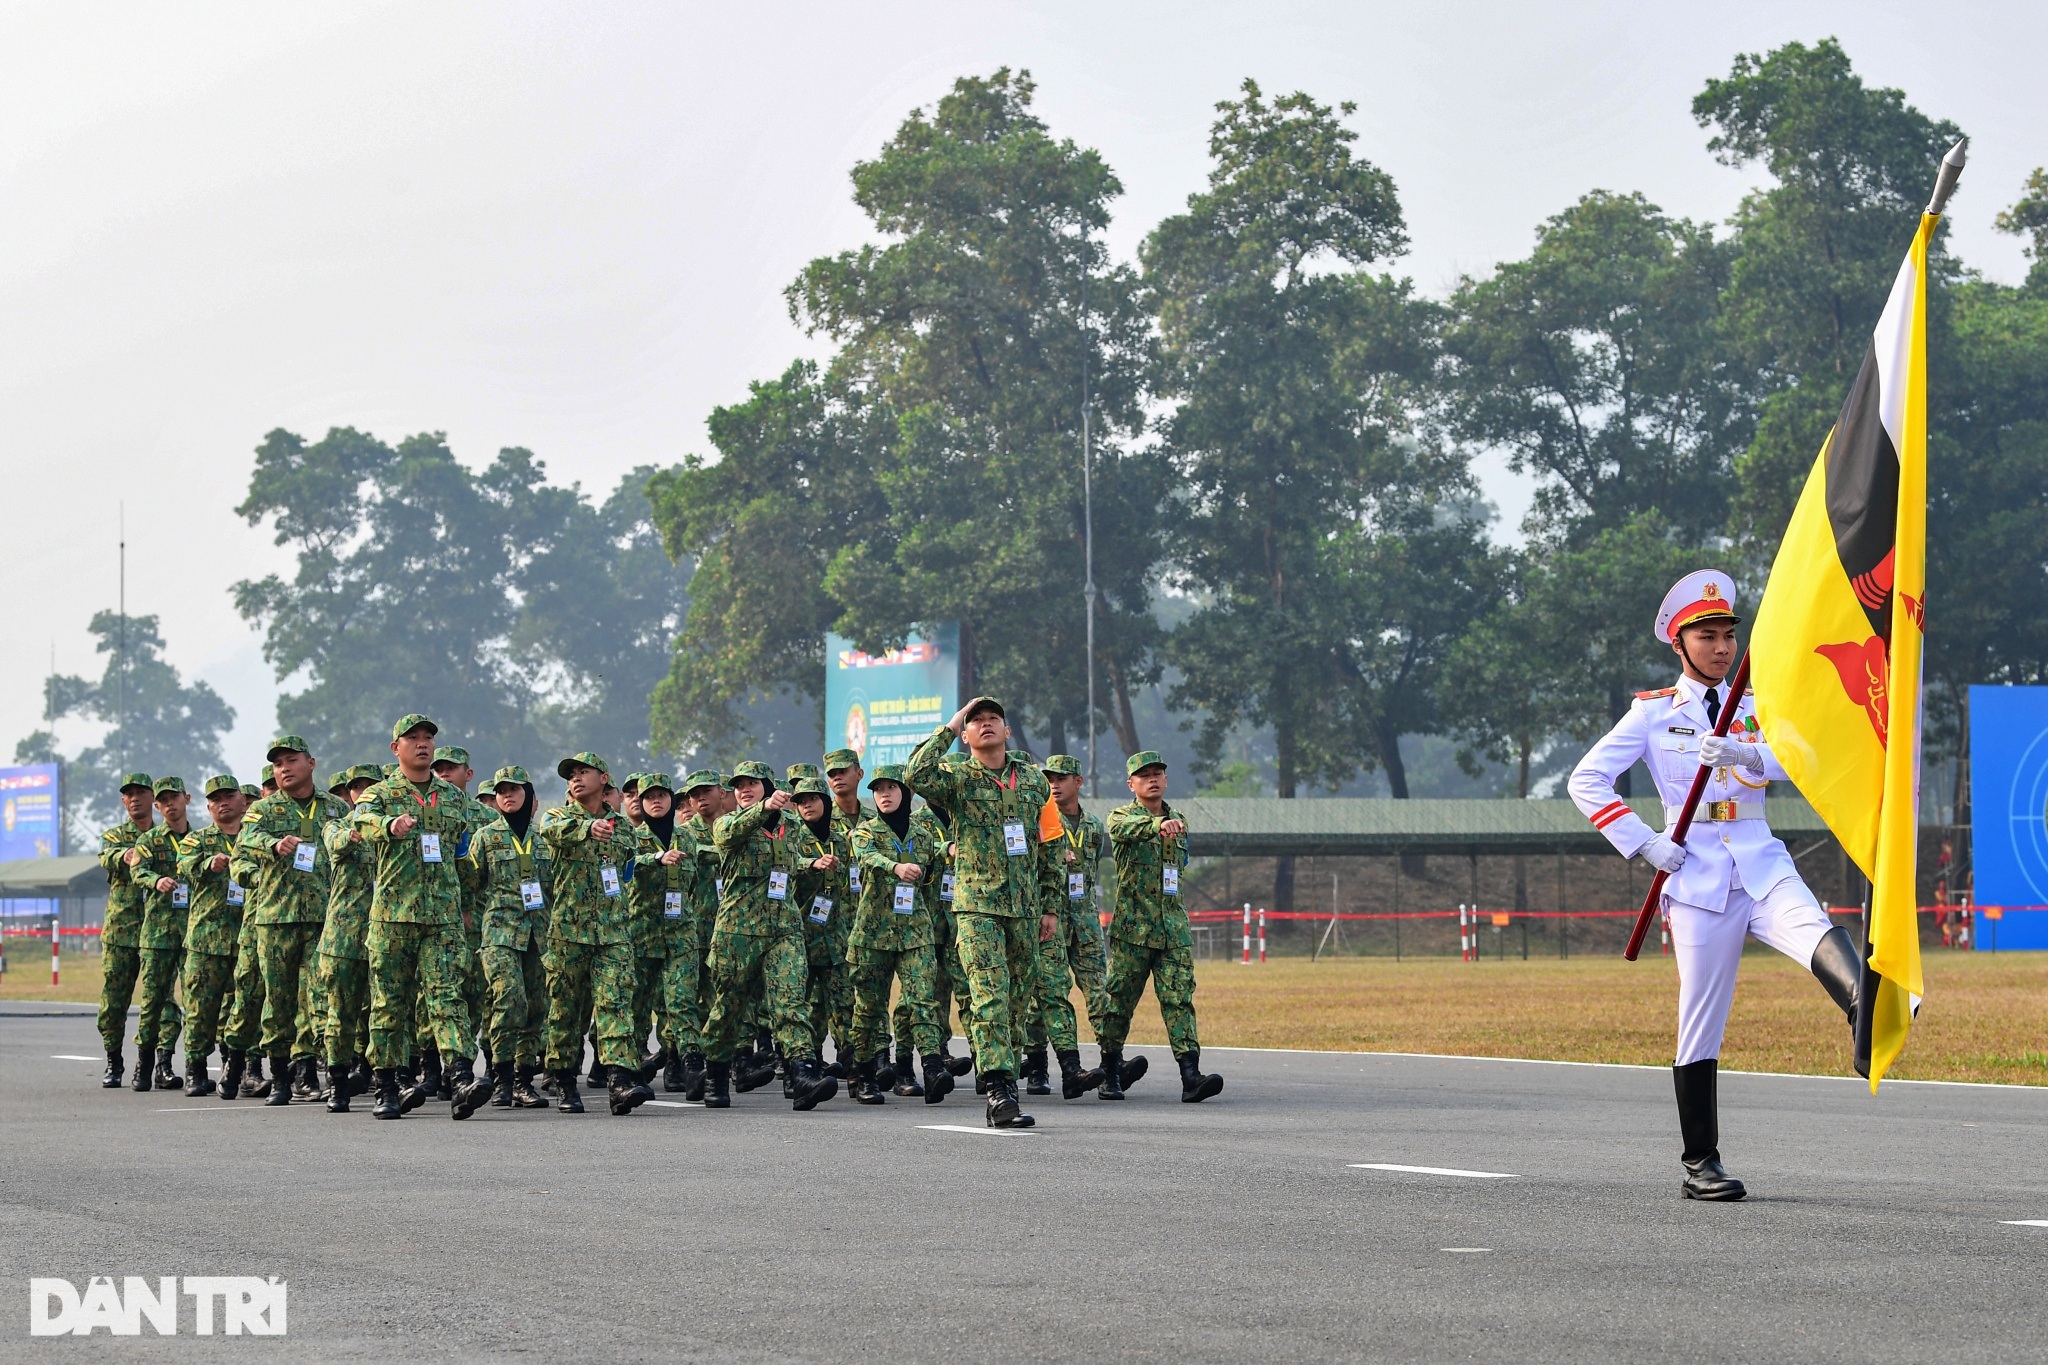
[175,822,245,1060]
[1101,799,1199,1055]
[317,808,376,1070]
[627,817,703,1058]
[623,823,670,1063]
[1029,805,1110,1052]
[846,807,945,1059]
[802,800,861,1061]
[538,799,638,1071]
[905,727,1051,1078]
[221,843,266,1057]
[437,783,497,1061]
[703,795,823,1062]
[129,817,192,1057]
[350,773,475,1066]
[96,812,153,1055]
[467,814,552,1068]
[238,790,349,1061]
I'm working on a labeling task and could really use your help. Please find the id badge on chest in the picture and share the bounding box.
[226,880,245,907]
[1003,821,1027,856]
[171,881,189,908]
[600,865,621,897]
[893,883,916,915]
[940,872,954,902]
[521,881,545,911]
[809,896,832,925]
[1163,866,1179,896]
[293,841,318,872]
[767,869,788,901]
[664,891,684,918]
[1068,872,1086,900]
[847,865,862,893]
[418,833,442,864]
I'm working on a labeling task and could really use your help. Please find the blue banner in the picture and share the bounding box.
[0,763,61,861]
[1967,685,2048,950]
[824,624,959,772]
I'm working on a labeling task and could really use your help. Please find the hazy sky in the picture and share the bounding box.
[5,1,2043,772]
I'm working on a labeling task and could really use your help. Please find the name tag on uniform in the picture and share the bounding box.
[1163,866,1179,895]
[893,883,916,915]
[715,878,724,896]
[767,869,788,901]
[293,842,318,872]
[1003,821,1027,856]
[600,865,621,897]
[226,881,245,907]
[1068,872,1085,900]
[940,872,954,902]
[521,881,545,910]
[171,881,189,908]
[418,833,442,864]
[809,896,832,924]
[847,865,862,893]
[664,891,684,918]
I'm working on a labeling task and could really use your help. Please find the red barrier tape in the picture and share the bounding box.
[1184,906,2030,924]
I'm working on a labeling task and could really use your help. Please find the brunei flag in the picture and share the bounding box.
[1751,141,1964,1090]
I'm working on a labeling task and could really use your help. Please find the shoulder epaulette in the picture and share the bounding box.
[1634,687,1676,700]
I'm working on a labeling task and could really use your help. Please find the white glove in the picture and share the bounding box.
[1640,833,1689,875]
[1699,735,1765,773]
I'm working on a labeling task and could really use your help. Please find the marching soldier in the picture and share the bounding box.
[126,776,193,1092]
[316,765,380,1112]
[791,773,855,1079]
[844,765,954,1103]
[628,775,705,1097]
[95,773,154,1089]
[1569,571,1862,1200]
[173,776,249,1097]
[1028,754,1109,1099]
[466,765,552,1109]
[1101,752,1221,1103]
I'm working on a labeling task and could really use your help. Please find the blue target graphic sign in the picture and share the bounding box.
[1968,684,2048,949]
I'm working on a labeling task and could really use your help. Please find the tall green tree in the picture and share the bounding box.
[1993,167,2048,292]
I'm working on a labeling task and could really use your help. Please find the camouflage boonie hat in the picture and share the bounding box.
[866,763,909,791]
[730,760,777,789]
[822,748,860,773]
[203,774,240,798]
[493,765,533,788]
[391,713,438,741]
[118,771,154,794]
[1043,754,1083,776]
[785,762,821,785]
[557,752,609,781]
[1126,750,1167,776]
[240,783,261,799]
[680,769,722,794]
[791,776,829,798]
[152,776,187,797]
[639,772,677,796]
[266,734,311,761]
[432,745,470,768]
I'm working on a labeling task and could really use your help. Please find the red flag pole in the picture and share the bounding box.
[1623,653,1752,962]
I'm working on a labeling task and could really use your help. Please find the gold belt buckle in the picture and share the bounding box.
[1704,800,1737,822]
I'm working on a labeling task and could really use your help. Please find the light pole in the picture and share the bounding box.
[1080,241,1098,798]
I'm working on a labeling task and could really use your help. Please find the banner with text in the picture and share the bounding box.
[824,625,959,771]
[0,763,61,860]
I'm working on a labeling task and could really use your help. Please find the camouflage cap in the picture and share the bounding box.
[239,783,262,799]
[390,713,438,741]
[202,774,241,798]
[1043,754,1083,776]
[475,777,499,797]
[431,745,470,768]
[680,769,723,794]
[327,769,357,794]
[1008,749,1036,766]
[866,763,909,791]
[822,748,861,774]
[493,765,533,788]
[259,763,274,783]
[620,773,645,795]
[1126,749,1167,776]
[639,772,677,796]
[730,760,777,788]
[266,734,311,761]
[117,771,154,794]
[785,762,821,785]
[791,776,829,798]
[556,752,609,781]
[152,775,187,797]
[961,695,1005,721]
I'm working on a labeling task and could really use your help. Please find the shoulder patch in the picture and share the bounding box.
[1634,687,1677,700]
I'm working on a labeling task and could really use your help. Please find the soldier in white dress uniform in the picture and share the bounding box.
[1569,570,1861,1200]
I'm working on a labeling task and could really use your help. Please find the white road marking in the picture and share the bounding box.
[2001,1220,2048,1228]
[152,1106,264,1113]
[1441,1248,1492,1253]
[644,1100,698,1108]
[52,1054,98,1061]
[918,1123,1035,1137]
[1350,1163,1517,1179]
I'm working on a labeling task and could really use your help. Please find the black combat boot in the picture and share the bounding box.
[1674,1059,1745,1200]
[788,1057,837,1112]
[244,1054,271,1099]
[218,1050,243,1100]
[849,1058,884,1105]
[371,1068,403,1119]
[538,1068,559,1095]
[870,1048,899,1091]
[396,1065,430,1115]
[943,1046,973,1078]
[983,1071,1034,1128]
[265,1054,293,1106]
[449,1056,493,1120]
[662,1047,686,1092]
[131,1050,154,1090]
[824,1045,847,1080]
[921,1052,955,1104]
[512,1062,546,1109]
[184,1055,216,1097]
[348,1057,372,1097]
[1057,1048,1102,1100]
[1023,1046,1052,1096]
[1122,1053,1148,1090]
[638,1049,664,1086]
[1176,1050,1223,1103]
[1097,1050,1125,1101]
[892,1043,923,1097]
[419,1046,445,1101]
[153,1048,180,1090]
[681,1050,707,1103]
[758,1030,780,1076]
[733,1051,778,1093]
[555,1069,585,1114]
[489,1056,515,1108]
[293,1056,321,1100]
[702,1058,732,1109]
[607,1064,653,1116]
[326,1061,351,1113]
[101,1049,124,1089]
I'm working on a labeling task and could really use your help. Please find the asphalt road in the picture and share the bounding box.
[4,1002,2045,1362]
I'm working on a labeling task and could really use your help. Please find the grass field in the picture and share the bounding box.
[12,946,2044,1086]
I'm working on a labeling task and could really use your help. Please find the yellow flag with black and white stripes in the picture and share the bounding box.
[1750,141,1965,1090]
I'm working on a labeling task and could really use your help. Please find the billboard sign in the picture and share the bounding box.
[0,763,61,860]
[824,624,960,772]
[1967,685,2048,949]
